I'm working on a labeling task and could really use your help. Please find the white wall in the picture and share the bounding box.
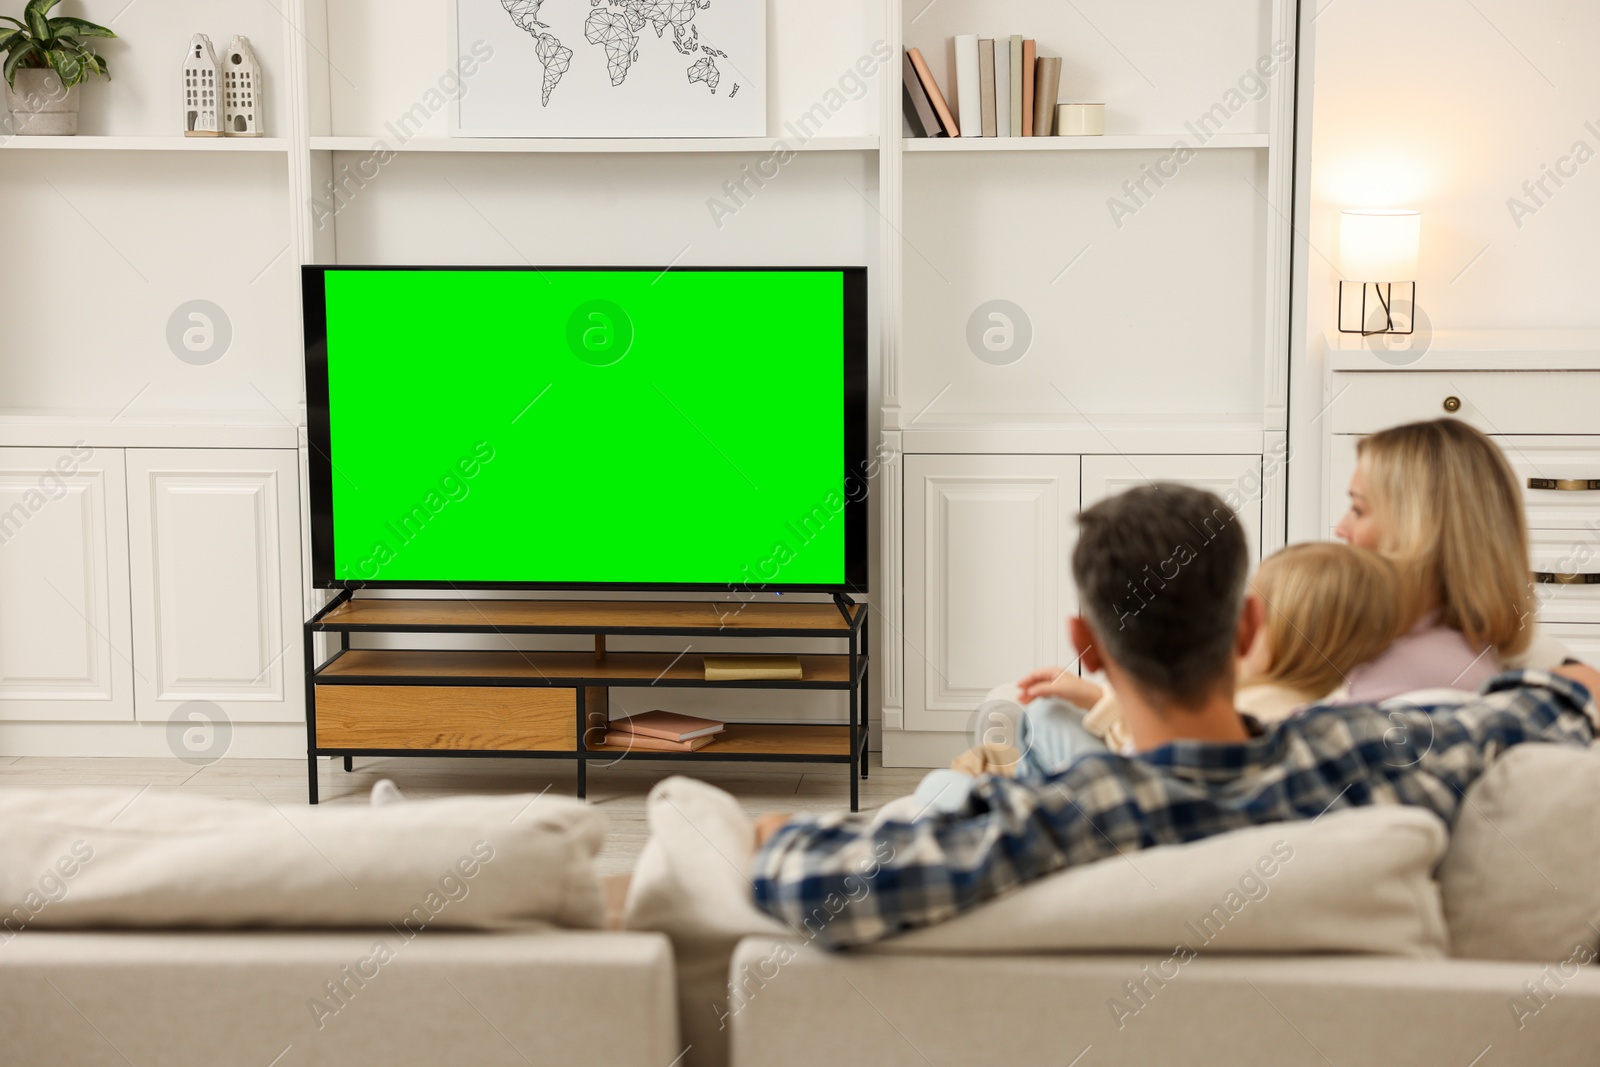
[1290,0,1600,538]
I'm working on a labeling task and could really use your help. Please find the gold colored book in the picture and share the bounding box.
[703,655,803,681]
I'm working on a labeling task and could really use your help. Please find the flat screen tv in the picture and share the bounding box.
[303,266,868,592]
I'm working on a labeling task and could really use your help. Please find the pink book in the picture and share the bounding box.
[609,710,725,742]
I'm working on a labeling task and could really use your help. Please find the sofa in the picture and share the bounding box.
[4,743,1598,1067]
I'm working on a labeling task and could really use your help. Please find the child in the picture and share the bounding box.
[913,542,1405,812]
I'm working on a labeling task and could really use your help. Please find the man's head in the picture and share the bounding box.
[1070,483,1255,711]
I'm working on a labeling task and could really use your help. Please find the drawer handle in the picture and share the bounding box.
[1534,572,1600,585]
[1528,478,1600,491]
[1442,396,1462,413]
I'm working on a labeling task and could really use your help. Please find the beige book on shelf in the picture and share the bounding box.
[1008,35,1024,136]
[978,39,997,138]
[703,655,803,681]
[1033,56,1062,136]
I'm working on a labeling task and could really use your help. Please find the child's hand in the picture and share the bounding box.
[1017,666,1104,708]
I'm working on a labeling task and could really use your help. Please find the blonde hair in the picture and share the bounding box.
[1356,419,1532,657]
[1247,543,1404,699]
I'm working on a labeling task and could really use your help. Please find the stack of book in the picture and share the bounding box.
[903,36,1065,138]
[603,710,726,752]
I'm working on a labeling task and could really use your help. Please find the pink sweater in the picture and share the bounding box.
[1343,615,1497,703]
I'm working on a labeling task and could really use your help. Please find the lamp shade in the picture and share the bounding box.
[1338,209,1420,281]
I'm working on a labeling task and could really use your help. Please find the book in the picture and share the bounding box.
[1008,35,1024,136]
[1033,56,1062,136]
[703,655,803,681]
[992,38,1010,137]
[1022,39,1036,136]
[609,709,725,742]
[602,730,716,752]
[907,47,959,136]
[978,39,997,138]
[901,50,941,137]
[953,34,981,136]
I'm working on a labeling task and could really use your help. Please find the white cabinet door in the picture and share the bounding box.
[905,455,1079,733]
[1081,454,1265,562]
[0,446,133,721]
[126,449,304,723]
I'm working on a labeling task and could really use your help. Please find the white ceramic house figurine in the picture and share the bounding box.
[182,34,222,136]
[222,36,262,137]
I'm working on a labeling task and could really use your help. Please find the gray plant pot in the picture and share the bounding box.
[6,68,81,136]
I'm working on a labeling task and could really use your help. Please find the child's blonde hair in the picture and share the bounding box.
[1246,542,1403,699]
[1356,419,1532,657]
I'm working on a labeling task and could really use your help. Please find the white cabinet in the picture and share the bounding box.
[0,446,133,721]
[1081,454,1266,563]
[126,449,304,723]
[902,451,1268,734]
[904,455,1080,733]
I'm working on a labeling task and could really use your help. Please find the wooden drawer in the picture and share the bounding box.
[1329,371,1600,436]
[314,685,576,751]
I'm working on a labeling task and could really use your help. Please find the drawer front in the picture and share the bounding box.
[1538,623,1600,666]
[1503,439,1600,530]
[315,685,576,751]
[1329,371,1600,436]
[1331,434,1600,532]
[1530,530,1600,625]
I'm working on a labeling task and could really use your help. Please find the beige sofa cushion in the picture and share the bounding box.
[0,788,605,932]
[1438,744,1600,961]
[0,930,677,1067]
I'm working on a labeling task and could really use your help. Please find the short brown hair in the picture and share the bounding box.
[1248,542,1403,698]
[1072,483,1249,705]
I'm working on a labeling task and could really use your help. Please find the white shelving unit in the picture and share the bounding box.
[0,0,1300,763]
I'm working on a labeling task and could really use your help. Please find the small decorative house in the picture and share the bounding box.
[182,34,222,136]
[222,36,262,137]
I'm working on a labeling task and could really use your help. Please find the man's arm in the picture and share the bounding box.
[749,756,1187,950]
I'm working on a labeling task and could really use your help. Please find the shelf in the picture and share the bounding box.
[0,136,290,152]
[1325,329,1600,372]
[588,723,851,758]
[0,408,301,449]
[315,649,856,688]
[309,135,879,154]
[315,597,861,636]
[902,133,1269,152]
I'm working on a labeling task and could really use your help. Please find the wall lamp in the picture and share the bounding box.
[1337,208,1420,335]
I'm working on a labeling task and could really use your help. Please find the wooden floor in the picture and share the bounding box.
[0,754,924,876]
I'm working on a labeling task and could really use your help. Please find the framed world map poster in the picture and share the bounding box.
[456,1,767,137]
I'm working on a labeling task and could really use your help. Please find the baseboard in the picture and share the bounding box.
[881,728,968,769]
[0,721,306,759]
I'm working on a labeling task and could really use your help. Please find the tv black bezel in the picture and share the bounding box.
[303,264,870,594]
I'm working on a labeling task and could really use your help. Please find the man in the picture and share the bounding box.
[750,484,1599,948]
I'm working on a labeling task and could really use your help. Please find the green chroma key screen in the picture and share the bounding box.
[307,267,865,589]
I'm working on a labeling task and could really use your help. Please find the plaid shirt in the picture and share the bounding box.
[751,670,1597,949]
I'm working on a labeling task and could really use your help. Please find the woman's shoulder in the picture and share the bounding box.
[1344,620,1496,703]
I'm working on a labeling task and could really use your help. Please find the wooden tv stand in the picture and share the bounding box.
[303,593,870,810]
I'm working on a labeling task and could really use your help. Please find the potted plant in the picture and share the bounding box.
[0,0,114,135]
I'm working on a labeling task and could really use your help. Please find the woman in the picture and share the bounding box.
[1334,418,1558,700]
